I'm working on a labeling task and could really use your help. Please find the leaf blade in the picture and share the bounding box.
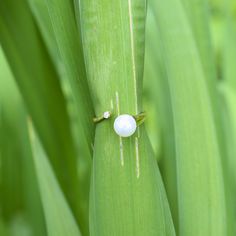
[29,127,81,236]
[0,0,81,226]
[79,0,176,235]
[150,0,226,234]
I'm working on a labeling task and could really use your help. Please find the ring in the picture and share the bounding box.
[93,111,146,138]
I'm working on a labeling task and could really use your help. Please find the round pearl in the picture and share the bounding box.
[114,114,137,137]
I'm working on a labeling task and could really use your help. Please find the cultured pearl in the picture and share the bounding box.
[113,114,137,137]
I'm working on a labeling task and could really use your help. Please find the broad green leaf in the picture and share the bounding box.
[42,0,95,152]
[79,0,175,235]
[180,0,223,152]
[29,127,81,236]
[0,0,81,226]
[29,0,96,233]
[144,6,178,229]
[150,0,226,235]
[0,47,46,236]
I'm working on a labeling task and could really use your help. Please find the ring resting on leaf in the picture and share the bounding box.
[93,111,146,137]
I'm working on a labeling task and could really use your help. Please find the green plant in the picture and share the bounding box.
[0,0,235,235]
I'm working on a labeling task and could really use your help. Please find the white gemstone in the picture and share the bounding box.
[113,114,137,137]
[103,111,111,119]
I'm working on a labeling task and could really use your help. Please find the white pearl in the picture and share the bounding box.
[114,114,137,137]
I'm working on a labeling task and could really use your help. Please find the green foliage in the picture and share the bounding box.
[0,1,81,224]
[30,127,81,236]
[0,0,235,235]
[79,1,175,235]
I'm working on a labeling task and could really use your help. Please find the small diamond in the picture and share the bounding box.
[103,111,111,119]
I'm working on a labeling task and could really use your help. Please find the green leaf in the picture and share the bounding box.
[29,127,81,236]
[79,0,176,235]
[144,5,178,229]
[42,0,95,152]
[0,47,46,236]
[150,0,226,234]
[181,0,217,86]
[180,0,223,149]
[218,84,236,236]
[28,0,96,233]
[0,48,25,221]
[27,0,60,67]
[0,0,81,226]
[143,10,162,158]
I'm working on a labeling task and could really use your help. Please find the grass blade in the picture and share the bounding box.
[27,0,60,68]
[29,127,81,236]
[42,0,95,153]
[29,0,97,232]
[144,5,178,229]
[151,0,226,234]
[0,0,81,226]
[0,47,46,236]
[79,1,176,235]
[0,62,25,221]
[181,0,216,85]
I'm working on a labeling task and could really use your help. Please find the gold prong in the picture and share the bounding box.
[133,112,146,126]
